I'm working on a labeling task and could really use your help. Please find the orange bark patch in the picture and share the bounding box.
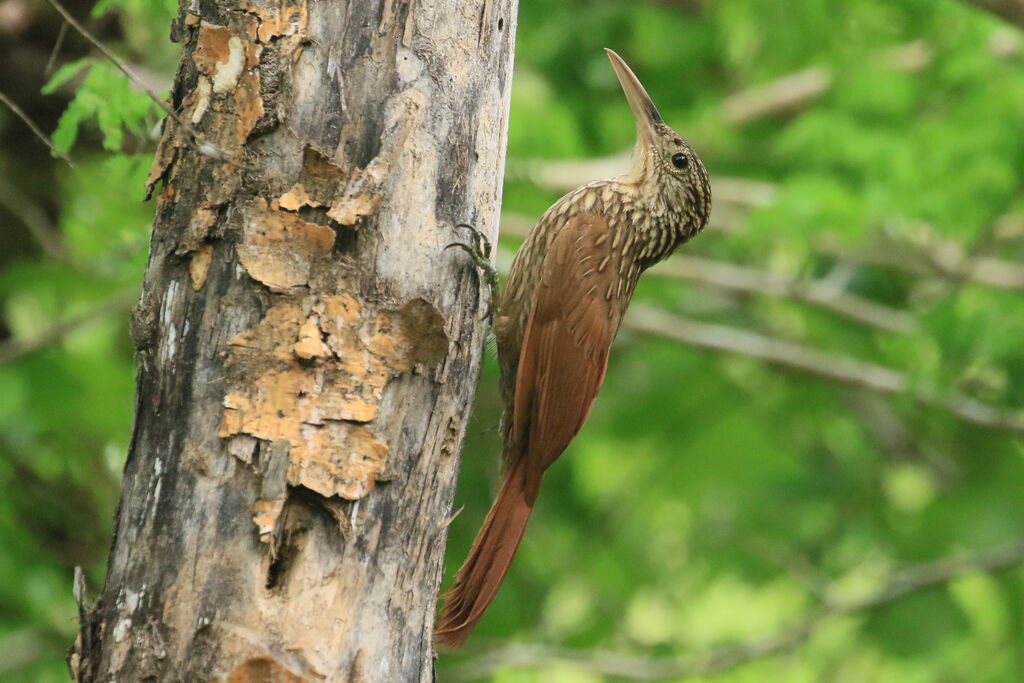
[325,158,389,226]
[190,245,214,290]
[292,423,388,499]
[240,0,309,43]
[252,499,285,537]
[220,295,449,504]
[190,22,264,147]
[194,23,259,80]
[156,183,176,213]
[232,71,264,144]
[193,23,232,71]
[326,194,378,226]
[237,199,336,292]
[275,148,348,212]
[228,300,306,362]
[277,183,318,211]
[294,315,329,359]
[226,656,306,683]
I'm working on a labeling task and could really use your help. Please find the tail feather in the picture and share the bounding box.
[436,462,537,648]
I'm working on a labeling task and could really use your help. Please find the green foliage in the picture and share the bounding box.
[3,0,1024,680]
[43,60,160,154]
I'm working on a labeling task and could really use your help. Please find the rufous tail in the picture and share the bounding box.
[436,461,537,648]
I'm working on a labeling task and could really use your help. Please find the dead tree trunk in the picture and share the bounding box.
[71,1,517,680]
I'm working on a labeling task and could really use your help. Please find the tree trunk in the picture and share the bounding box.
[71,1,517,680]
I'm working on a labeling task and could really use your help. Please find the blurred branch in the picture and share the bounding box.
[722,66,832,125]
[818,236,1024,291]
[0,288,137,364]
[0,176,67,259]
[628,307,905,392]
[626,307,1024,434]
[450,538,1024,681]
[963,0,1024,30]
[721,41,935,125]
[737,535,830,599]
[0,88,74,165]
[0,629,50,676]
[651,256,917,333]
[45,20,69,76]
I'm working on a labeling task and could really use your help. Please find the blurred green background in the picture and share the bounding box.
[2,0,1024,680]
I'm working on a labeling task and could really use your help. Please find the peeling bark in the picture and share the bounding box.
[73,0,517,680]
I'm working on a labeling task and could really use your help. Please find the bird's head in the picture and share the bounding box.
[606,48,711,242]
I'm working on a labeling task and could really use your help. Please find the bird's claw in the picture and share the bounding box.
[446,223,499,321]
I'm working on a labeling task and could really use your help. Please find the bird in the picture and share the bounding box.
[436,48,712,648]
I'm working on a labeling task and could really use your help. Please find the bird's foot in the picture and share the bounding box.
[446,223,499,320]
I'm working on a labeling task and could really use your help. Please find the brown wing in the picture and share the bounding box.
[437,213,620,646]
[510,212,619,483]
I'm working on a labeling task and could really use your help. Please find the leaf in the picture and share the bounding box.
[46,62,160,155]
[41,58,93,94]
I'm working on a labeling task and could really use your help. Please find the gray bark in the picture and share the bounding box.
[71,0,517,680]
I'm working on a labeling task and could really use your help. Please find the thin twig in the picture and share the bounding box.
[0,629,50,676]
[0,176,67,259]
[722,66,833,125]
[0,89,74,166]
[626,307,1024,434]
[46,21,70,76]
[817,237,1024,291]
[628,307,906,392]
[721,40,933,125]
[450,539,1024,681]
[44,0,250,169]
[651,255,918,333]
[0,289,137,365]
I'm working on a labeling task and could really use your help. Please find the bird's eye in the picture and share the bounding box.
[671,153,689,170]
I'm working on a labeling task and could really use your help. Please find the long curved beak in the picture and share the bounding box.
[605,48,663,143]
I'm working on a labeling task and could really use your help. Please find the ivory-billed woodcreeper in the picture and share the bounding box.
[437,49,712,647]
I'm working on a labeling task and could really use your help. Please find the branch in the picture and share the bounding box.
[0,629,50,676]
[0,88,74,166]
[626,307,1024,434]
[0,289,137,364]
[45,21,70,76]
[628,307,906,392]
[722,66,832,125]
[650,256,918,333]
[721,41,933,125]
[0,176,67,260]
[963,0,1024,30]
[817,236,1024,291]
[450,539,1024,681]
